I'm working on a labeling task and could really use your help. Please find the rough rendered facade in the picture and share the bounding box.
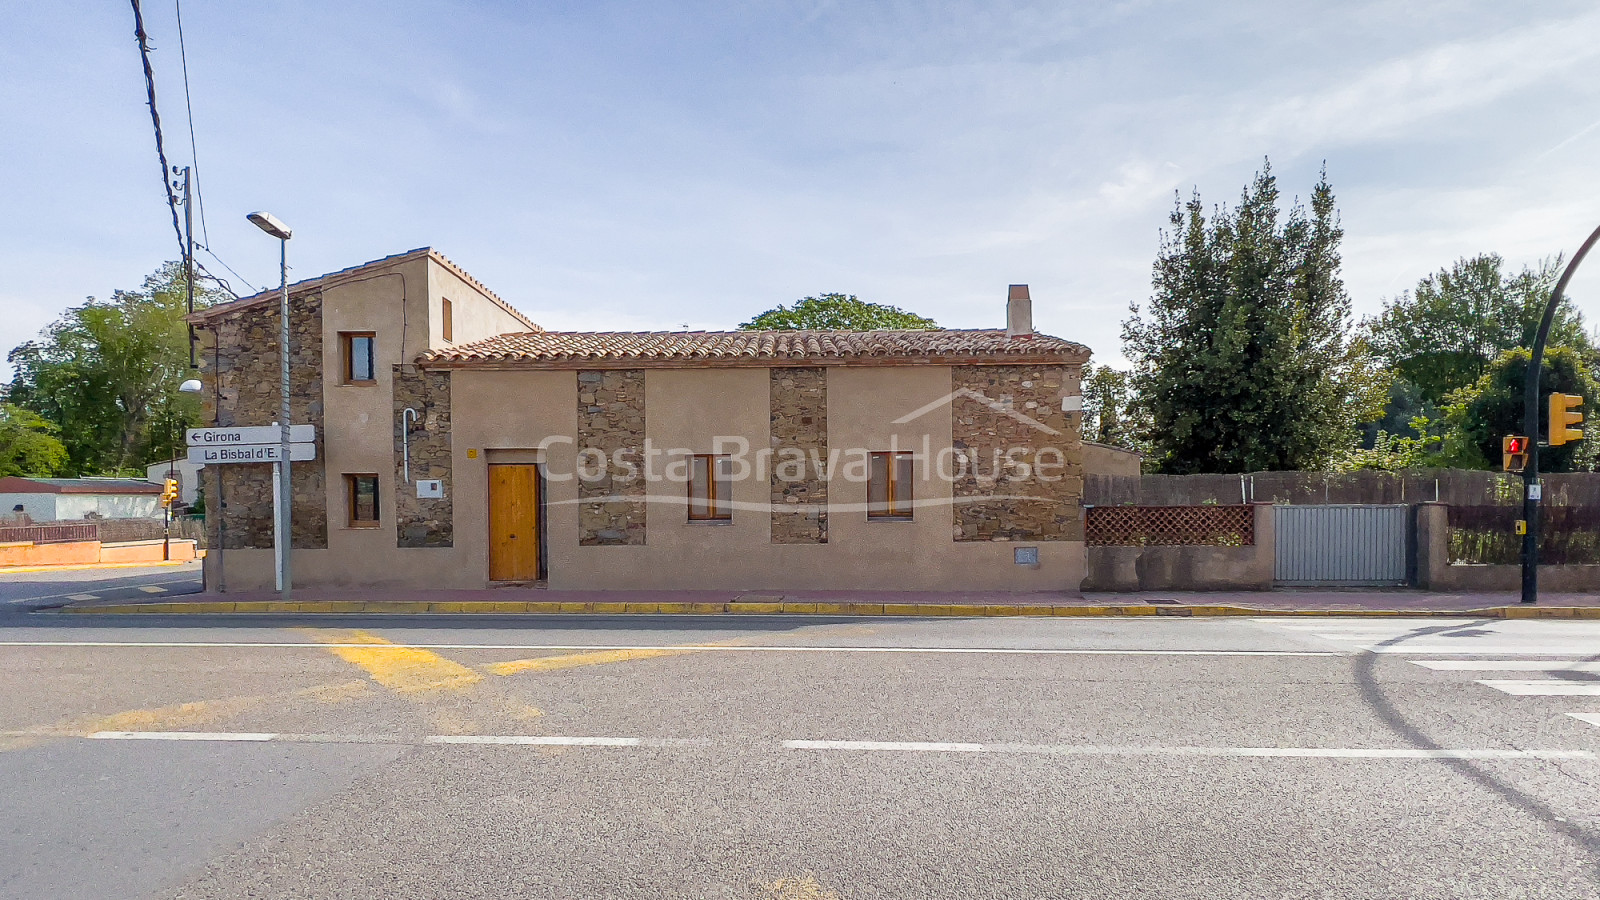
[190,252,1096,592]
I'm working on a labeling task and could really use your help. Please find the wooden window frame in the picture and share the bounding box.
[687,454,733,523]
[345,473,381,528]
[441,298,453,343]
[867,451,914,520]
[341,332,377,385]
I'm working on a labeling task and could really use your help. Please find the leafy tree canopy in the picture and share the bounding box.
[0,403,68,477]
[1122,161,1387,474]
[1450,345,1597,473]
[1081,363,1148,453]
[6,261,224,475]
[1360,254,1591,405]
[740,293,938,331]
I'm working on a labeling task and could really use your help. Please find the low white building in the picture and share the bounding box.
[146,459,202,507]
[0,477,163,522]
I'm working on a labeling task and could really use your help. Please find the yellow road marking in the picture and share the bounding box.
[0,560,193,574]
[298,628,483,694]
[484,620,883,677]
[757,875,843,900]
[0,679,371,753]
[485,646,692,676]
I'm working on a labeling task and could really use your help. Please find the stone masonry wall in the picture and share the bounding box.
[770,367,828,543]
[577,369,646,545]
[200,293,328,550]
[951,364,1083,542]
[394,365,452,547]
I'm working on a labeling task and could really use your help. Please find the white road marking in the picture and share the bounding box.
[1251,618,1600,655]
[1415,660,1600,672]
[427,735,640,747]
[1478,680,1600,696]
[71,732,1593,759]
[0,641,1338,656]
[65,593,98,602]
[780,736,979,749]
[138,586,168,594]
[783,740,1593,760]
[89,731,277,741]
[1567,713,1600,729]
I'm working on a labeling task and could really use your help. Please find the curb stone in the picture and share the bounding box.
[53,600,1600,619]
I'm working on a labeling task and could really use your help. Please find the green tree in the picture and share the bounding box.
[741,293,938,330]
[1081,363,1146,449]
[1360,254,1591,405]
[0,403,68,477]
[1122,162,1383,473]
[1447,346,1597,473]
[6,261,221,474]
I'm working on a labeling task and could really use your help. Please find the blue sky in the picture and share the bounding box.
[4,0,1599,373]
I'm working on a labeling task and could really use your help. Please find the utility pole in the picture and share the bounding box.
[1520,223,1600,604]
[182,166,196,368]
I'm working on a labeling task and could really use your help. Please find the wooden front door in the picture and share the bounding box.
[489,464,541,581]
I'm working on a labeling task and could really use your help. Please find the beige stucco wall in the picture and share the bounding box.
[1083,504,1275,592]
[428,261,537,350]
[1084,442,1141,478]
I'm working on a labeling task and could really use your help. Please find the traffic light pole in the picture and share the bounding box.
[1521,223,1600,605]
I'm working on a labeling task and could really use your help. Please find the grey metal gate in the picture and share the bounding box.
[1274,504,1409,585]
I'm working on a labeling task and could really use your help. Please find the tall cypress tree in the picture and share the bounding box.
[1123,162,1378,473]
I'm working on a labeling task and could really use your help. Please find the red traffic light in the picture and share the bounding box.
[1506,436,1526,453]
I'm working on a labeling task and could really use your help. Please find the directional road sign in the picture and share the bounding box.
[187,443,317,465]
[187,425,316,446]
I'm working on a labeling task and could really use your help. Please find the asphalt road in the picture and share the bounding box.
[0,561,202,612]
[3,612,1600,899]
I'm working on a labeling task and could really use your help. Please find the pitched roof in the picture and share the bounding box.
[0,477,161,495]
[188,248,541,332]
[418,329,1090,369]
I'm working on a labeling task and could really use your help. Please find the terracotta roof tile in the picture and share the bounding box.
[419,329,1090,368]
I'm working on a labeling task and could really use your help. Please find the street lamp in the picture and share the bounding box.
[248,210,293,602]
[1521,222,1600,604]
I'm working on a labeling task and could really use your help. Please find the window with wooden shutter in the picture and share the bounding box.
[346,474,380,527]
[341,332,376,384]
[688,454,733,522]
[867,451,913,519]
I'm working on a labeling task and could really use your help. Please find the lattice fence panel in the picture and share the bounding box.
[1086,505,1255,547]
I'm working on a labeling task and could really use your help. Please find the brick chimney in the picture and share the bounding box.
[1006,284,1032,338]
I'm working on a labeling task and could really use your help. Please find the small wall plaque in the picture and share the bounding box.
[1014,546,1040,566]
[417,479,444,499]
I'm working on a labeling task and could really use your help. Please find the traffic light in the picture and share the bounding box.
[159,477,180,508]
[1549,392,1585,446]
[1503,435,1530,473]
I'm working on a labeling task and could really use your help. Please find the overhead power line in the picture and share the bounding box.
[129,0,185,260]
[173,0,210,248]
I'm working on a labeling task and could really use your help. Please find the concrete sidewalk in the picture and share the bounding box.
[52,585,1600,617]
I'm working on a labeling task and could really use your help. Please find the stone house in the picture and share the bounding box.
[189,249,1096,591]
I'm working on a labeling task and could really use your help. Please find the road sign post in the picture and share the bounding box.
[186,424,316,597]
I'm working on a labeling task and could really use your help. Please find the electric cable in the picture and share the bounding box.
[173,0,211,247]
[129,0,185,259]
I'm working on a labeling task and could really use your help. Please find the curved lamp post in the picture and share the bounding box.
[1521,222,1600,604]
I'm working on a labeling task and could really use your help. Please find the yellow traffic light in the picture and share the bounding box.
[1503,435,1530,473]
[159,477,180,508]
[1549,392,1585,446]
